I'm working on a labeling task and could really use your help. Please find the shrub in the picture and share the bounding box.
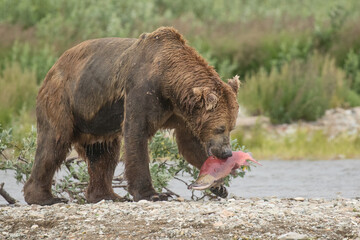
[0,125,36,182]
[0,0,54,28]
[4,41,57,84]
[3,0,360,78]
[344,49,360,94]
[149,131,249,195]
[239,53,354,124]
[313,4,348,52]
[0,127,251,203]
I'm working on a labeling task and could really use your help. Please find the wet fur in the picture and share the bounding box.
[23,27,239,204]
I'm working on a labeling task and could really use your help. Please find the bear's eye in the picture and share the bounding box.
[214,126,226,134]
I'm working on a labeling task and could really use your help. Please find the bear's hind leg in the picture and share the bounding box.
[24,123,70,205]
[82,139,123,203]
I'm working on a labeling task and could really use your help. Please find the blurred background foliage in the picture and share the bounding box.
[2,0,360,201]
[1,0,360,133]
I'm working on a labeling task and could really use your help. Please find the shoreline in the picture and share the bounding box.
[1,197,359,239]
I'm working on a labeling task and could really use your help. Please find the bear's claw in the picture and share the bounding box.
[149,193,170,201]
[33,197,68,206]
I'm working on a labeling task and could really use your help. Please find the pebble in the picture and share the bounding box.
[220,209,235,217]
[293,197,305,201]
[213,221,224,228]
[30,224,39,230]
[278,232,308,240]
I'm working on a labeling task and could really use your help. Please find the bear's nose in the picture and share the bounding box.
[221,149,232,159]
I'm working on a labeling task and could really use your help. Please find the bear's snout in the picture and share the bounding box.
[220,148,232,159]
[207,142,232,159]
[212,146,232,159]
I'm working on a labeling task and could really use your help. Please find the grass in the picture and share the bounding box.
[232,126,360,160]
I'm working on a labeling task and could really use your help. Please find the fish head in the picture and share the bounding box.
[188,175,224,190]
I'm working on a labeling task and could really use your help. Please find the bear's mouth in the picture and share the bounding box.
[207,147,213,157]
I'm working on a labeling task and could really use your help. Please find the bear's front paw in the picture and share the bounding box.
[148,193,171,201]
[133,191,170,202]
[51,197,69,204]
[27,197,68,206]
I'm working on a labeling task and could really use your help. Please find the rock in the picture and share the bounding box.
[213,221,224,228]
[220,209,235,217]
[236,116,270,129]
[278,232,308,240]
[293,197,305,202]
[95,199,106,205]
[243,107,360,140]
[31,224,39,229]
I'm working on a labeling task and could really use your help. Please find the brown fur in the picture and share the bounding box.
[23,27,239,204]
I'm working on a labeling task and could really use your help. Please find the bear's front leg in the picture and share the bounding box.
[123,107,166,201]
[124,132,163,201]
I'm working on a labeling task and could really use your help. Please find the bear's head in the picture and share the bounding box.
[145,27,240,159]
[193,76,240,159]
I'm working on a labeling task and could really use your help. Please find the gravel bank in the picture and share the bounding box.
[1,197,359,239]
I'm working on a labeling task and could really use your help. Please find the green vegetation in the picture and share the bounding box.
[0,63,38,129]
[344,50,360,94]
[1,0,360,126]
[1,1,360,203]
[239,53,360,123]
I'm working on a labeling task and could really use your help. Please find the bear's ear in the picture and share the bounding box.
[192,87,218,111]
[139,33,148,39]
[205,92,219,111]
[192,87,204,101]
[228,75,240,93]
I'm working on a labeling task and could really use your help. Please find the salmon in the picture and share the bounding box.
[188,151,261,190]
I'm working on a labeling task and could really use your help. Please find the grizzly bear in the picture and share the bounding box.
[23,27,239,205]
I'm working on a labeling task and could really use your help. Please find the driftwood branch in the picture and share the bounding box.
[163,186,180,197]
[65,157,79,164]
[64,157,81,180]
[112,184,127,188]
[0,151,8,160]
[113,175,124,182]
[17,156,28,163]
[0,182,17,204]
[173,176,189,187]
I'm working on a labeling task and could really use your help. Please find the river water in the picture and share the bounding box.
[1,159,359,204]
